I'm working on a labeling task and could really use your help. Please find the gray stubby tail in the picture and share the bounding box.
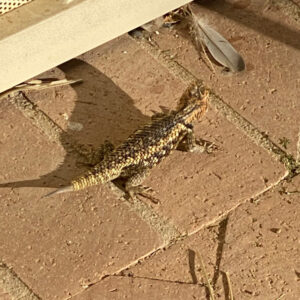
[42,185,73,198]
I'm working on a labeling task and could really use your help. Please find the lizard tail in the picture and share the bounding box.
[42,185,74,198]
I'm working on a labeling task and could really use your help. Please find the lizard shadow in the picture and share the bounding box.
[0,58,151,191]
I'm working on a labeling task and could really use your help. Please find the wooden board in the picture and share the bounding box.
[0,0,191,93]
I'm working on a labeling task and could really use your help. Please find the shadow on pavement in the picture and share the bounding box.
[0,58,150,191]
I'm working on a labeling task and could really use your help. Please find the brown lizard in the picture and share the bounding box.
[44,83,210,202]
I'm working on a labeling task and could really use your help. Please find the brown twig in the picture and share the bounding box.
[0,78,82,100]
[192,246,215,300]
[225,272,234,300]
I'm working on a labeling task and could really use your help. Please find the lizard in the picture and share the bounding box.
[43,83,210,202]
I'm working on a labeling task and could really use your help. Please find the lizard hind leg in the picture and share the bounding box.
[125,168,160,204]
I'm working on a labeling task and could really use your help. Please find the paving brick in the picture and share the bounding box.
[126,176,300,299]
[72,276,206,300]
[150,0,300,157]
[0,101,160,299]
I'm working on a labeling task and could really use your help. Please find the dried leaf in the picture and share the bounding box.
[190,7,245,72]
[0,78,82,101]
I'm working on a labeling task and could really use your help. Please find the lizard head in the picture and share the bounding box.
[176,83,209,124]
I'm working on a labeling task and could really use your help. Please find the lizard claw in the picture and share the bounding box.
[141,185,155,193]
[127,185,160,204]
[192,139,218,154]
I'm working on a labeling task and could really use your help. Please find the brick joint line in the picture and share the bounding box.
[9,92,90,158]
[68,247,164,299]
[9,92,63,143]
[106,182,181,243]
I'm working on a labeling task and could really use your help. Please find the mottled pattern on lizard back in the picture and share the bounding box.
[72,113,187,190]
[71,87,208,191]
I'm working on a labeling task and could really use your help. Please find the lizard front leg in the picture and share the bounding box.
[176,127,216,154]
[125,168,160,204]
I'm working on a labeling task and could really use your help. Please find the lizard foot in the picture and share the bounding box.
[191,139,218,154]
[128,185,160,204]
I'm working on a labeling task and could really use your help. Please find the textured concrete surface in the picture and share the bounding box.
[0,0,299,299]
